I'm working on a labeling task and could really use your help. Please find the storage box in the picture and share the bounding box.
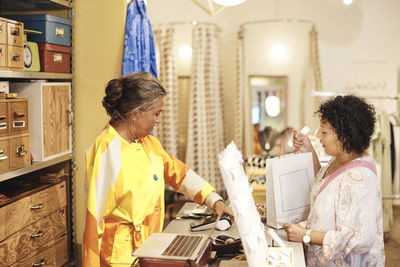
[38,43,71,73]
[10,82,71,161]
[4,14,71,46]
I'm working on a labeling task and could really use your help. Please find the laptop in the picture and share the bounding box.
[133,204,226,262]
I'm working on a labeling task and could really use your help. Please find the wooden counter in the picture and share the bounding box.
[163,202,306,266]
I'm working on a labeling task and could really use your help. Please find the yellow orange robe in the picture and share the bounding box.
[83,125,217,266]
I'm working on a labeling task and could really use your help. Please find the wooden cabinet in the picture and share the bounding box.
[0,171,70,266]
[0,1,75,266]
[10,82,72,161]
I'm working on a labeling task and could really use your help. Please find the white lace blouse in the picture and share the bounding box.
[305,155,385,266]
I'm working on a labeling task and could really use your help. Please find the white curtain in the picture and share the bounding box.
[153,26,178,157]
[185,24,225,193]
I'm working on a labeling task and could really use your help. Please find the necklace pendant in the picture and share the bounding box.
[153,174,158,181]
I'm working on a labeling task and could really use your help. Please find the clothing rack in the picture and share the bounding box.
[311,90,400,100]
[152,21,222,32]
[239,18,316,30]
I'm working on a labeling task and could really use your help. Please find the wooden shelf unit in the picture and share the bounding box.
[0,1,75,266]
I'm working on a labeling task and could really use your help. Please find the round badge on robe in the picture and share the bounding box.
[153,174,158,181]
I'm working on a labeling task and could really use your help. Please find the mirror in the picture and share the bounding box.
[249,75,288,156]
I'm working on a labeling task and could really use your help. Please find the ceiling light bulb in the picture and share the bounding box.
[271,44,286,59]
[212,0,247,7]
[265,96,280,117]
[178,45,192,59]
[343,0,353,5]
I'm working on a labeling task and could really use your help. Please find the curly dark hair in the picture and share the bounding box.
[315,95,376,154]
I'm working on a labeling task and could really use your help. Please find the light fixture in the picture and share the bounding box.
[343,0,353,5]
[212,0,247,6]
[178,45,192,59]
[271,44,286,59]
[251,106,260,124]
[265,95,280,117]
[191,0,244,16]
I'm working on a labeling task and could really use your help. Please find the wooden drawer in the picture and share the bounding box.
[0,101,9,136]
[0,181,66,241]
[0,138,10,173]
[7,21,23,47]
[0,44,5,68]
[7,45,23,70]
[0,19,6,45]
[10,99,29,135]
[10,134,30,170]
[10,234,68,267]
[0,208,67,265]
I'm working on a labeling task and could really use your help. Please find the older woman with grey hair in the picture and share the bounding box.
[83,72,233,266]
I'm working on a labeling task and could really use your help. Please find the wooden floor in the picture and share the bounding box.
[385,205,400,267]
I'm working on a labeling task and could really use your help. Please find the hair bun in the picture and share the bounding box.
[103,78,124,115]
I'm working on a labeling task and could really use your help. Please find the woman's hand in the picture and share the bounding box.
[282,223,306,242]
[213,200,235,221]
[293,132,313,154]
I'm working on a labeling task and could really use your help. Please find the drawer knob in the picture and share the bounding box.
[14,112,25,118]
[30,203,44,210]
[12,54,20,61]
[30,230,44,239]
[16,145,27,157]
[67,109,73,126]
[32,258,46,267]
[11,27,20,36]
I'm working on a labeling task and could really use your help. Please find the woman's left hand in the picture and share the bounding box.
[282,223,306,242]
[213,200,235,221]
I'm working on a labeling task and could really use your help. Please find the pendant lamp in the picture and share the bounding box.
[212,0,247,6]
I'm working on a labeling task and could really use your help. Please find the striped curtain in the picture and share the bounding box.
[234,29,245,153]
[153,26,178,156]
[300,26,323,133]
[185,25,225,193]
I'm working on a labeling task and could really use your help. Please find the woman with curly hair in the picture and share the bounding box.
[283,95,385,266]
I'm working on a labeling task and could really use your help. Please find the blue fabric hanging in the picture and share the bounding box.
[122,0,157,77]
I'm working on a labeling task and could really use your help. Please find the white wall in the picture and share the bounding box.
[147,0,400,139]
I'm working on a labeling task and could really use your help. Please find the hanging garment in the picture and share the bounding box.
[83,125,217,266]
[122,0,157,77]
[369,111,393,233]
